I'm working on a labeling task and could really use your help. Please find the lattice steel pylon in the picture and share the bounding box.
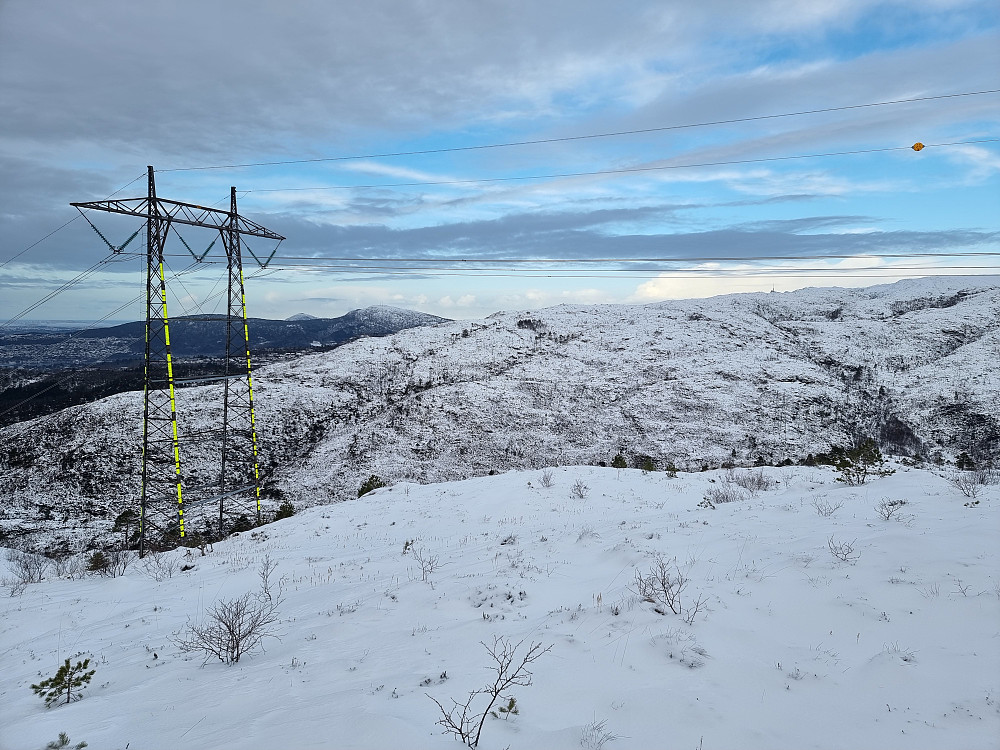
[72,166,284,555]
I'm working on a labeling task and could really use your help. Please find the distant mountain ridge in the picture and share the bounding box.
[0,305,448,368]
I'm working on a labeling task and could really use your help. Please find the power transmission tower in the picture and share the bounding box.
[72,167,284,555]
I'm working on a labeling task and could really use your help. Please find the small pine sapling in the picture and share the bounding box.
[45,733,88,749]
[31,658,96,707]
[273,499,296,520]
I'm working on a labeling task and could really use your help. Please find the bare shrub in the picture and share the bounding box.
[874,498,907,520]
[727,468,773,495]
[427,637,551,748]
[682,592,710,625]
[3,548,49,595]
[948,468,995,498]
[539,470,554,488]
[810,498,844,517]
[634,556,687,616]
[827,535,861,563]
[571,479,590,499]
[580,718,619,749]
[140,551,180,581]
[704,484,747,505]
[412,547,441,583]
[87,548,137,578]
[50,554,85,580]
[175,556,284,664]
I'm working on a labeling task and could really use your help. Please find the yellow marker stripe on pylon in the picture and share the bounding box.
[159,260,185,537]
[239,267,264,512]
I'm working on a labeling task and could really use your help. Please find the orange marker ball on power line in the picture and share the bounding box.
[912,142,925,151]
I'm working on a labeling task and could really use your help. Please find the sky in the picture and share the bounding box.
[0,0,998,323]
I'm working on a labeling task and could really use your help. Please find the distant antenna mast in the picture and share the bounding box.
[72,167,284,555]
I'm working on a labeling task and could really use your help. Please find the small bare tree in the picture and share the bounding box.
[427,637,551,748]
[571,479,590,499]
[412,547,441,583]
[175,556,284,664]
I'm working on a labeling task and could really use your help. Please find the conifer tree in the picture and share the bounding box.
[31,658,96,707]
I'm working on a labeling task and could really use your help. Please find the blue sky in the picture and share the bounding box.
[1,0,998,322]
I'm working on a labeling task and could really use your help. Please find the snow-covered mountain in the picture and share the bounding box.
[0,305,447,368]
[1,276,998,552]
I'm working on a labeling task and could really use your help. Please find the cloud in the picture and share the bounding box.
[2,1,996,322]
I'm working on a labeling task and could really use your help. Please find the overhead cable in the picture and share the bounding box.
[243,139,999,193]
[159,89,1000,172]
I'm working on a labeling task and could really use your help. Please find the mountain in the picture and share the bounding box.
[0,306,449,426]
[0,305,448,368]
[1,276,997,553]
[285,312,318,321]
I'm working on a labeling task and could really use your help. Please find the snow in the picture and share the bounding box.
[2,464,998,749]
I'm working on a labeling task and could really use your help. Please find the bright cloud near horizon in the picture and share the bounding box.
[1,0,998,322]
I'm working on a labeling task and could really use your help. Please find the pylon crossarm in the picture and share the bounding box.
[70,197,284,240]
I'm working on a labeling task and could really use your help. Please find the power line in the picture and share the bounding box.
[0,172,147,270]
[224,263,1000,280]
[1,253,127,329]
[243,251,1000,264]
[159,88,1000,173]
[243,139,999,193]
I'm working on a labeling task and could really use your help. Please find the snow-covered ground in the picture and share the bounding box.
[2,464,997,749]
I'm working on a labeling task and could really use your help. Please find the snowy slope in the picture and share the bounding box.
[1,465,998,749]
[1,276,998,553]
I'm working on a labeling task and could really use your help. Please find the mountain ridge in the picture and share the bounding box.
[1,276,997,553]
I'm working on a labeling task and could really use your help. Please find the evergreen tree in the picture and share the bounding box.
[31,658,95,707]
[85,551,109,574]
[358,475,388,497]
[611,453,627,469]
[835,440,894,485]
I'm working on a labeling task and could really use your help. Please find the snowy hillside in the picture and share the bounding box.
[0,276,998,552]
[2,465,998,749]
